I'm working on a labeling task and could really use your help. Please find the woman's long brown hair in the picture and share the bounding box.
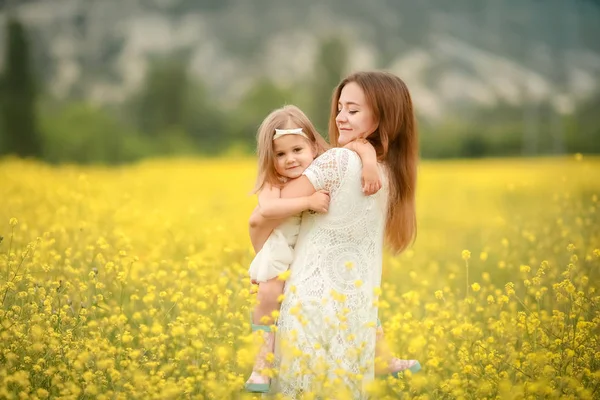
[328,71,418,254]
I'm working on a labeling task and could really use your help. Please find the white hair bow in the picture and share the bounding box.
[273,128,309,141]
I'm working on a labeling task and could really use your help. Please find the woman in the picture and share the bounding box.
[250,71,418,397]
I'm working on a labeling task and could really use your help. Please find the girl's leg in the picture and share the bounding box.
[374,320,394,375]
[375,320,421,376]
[253,278,285,325]
[245,278,285,392]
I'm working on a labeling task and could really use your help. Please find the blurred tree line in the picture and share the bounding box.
[0,17,599,164]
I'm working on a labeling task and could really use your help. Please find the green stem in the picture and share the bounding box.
[465,260,469,299]
[6,226,14,281]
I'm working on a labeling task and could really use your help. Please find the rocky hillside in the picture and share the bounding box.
[1,0,599,118]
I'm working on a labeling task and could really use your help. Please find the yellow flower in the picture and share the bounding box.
[121,331,133,344]
[215,346,230,360]
[505,282,515,296]
[265,352,275,363]
[277,270,291,281]
[2,151,598,399]
[9,217,18,226]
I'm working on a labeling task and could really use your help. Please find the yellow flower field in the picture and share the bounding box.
[0,155,598,399]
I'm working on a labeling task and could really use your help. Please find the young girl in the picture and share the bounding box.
[244,105,382,393]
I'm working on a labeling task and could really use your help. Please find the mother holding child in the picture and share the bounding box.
[245,71,420,398]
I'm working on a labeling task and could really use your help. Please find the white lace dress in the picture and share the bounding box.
[272,148,387,399]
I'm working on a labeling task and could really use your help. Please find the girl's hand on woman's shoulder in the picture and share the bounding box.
[361,168,382,196]
[307,190,330,213]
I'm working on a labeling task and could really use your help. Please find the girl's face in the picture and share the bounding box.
[273,134,317,180]
[335,82,378,146]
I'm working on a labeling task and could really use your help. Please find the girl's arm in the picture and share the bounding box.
[249,206,282,253]
[258,182,329,219]
[344,139,381,195]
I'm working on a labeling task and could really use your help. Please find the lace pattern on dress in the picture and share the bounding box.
[272,148,387,399]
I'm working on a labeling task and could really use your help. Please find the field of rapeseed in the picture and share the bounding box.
[0,155,598,399]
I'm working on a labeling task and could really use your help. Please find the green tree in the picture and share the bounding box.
[232,78,294,151]
[0,18,41,157]
[568,91,600,154]
[133,57,190,136]
[312,37,348,137]
[41,102,149,164]
[182,80,228,155]
[130,56,228,155]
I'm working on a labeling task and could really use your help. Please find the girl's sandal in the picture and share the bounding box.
[244,371,271,393]
[244,324,274,393]
[389,358,422,378]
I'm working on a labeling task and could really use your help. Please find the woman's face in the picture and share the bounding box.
[335,82,378,146]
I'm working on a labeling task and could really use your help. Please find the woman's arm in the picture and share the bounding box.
[280,175,318,199]
[251,177,317,252]
[255,148,351,250]
[249,182,329,252]
[249,206,283,253]
[280,147,354,199]
[258,183,329,219]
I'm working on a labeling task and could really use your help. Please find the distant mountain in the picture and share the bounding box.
[1,0,599,118]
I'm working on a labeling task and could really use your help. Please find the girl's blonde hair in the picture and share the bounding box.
[329,71,419,254]
[254,105,329,193]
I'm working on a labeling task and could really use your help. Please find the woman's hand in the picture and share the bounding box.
[307,190,330,213]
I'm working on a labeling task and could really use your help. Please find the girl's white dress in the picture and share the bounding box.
[271,148,387,399]
[248,215,301,283]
